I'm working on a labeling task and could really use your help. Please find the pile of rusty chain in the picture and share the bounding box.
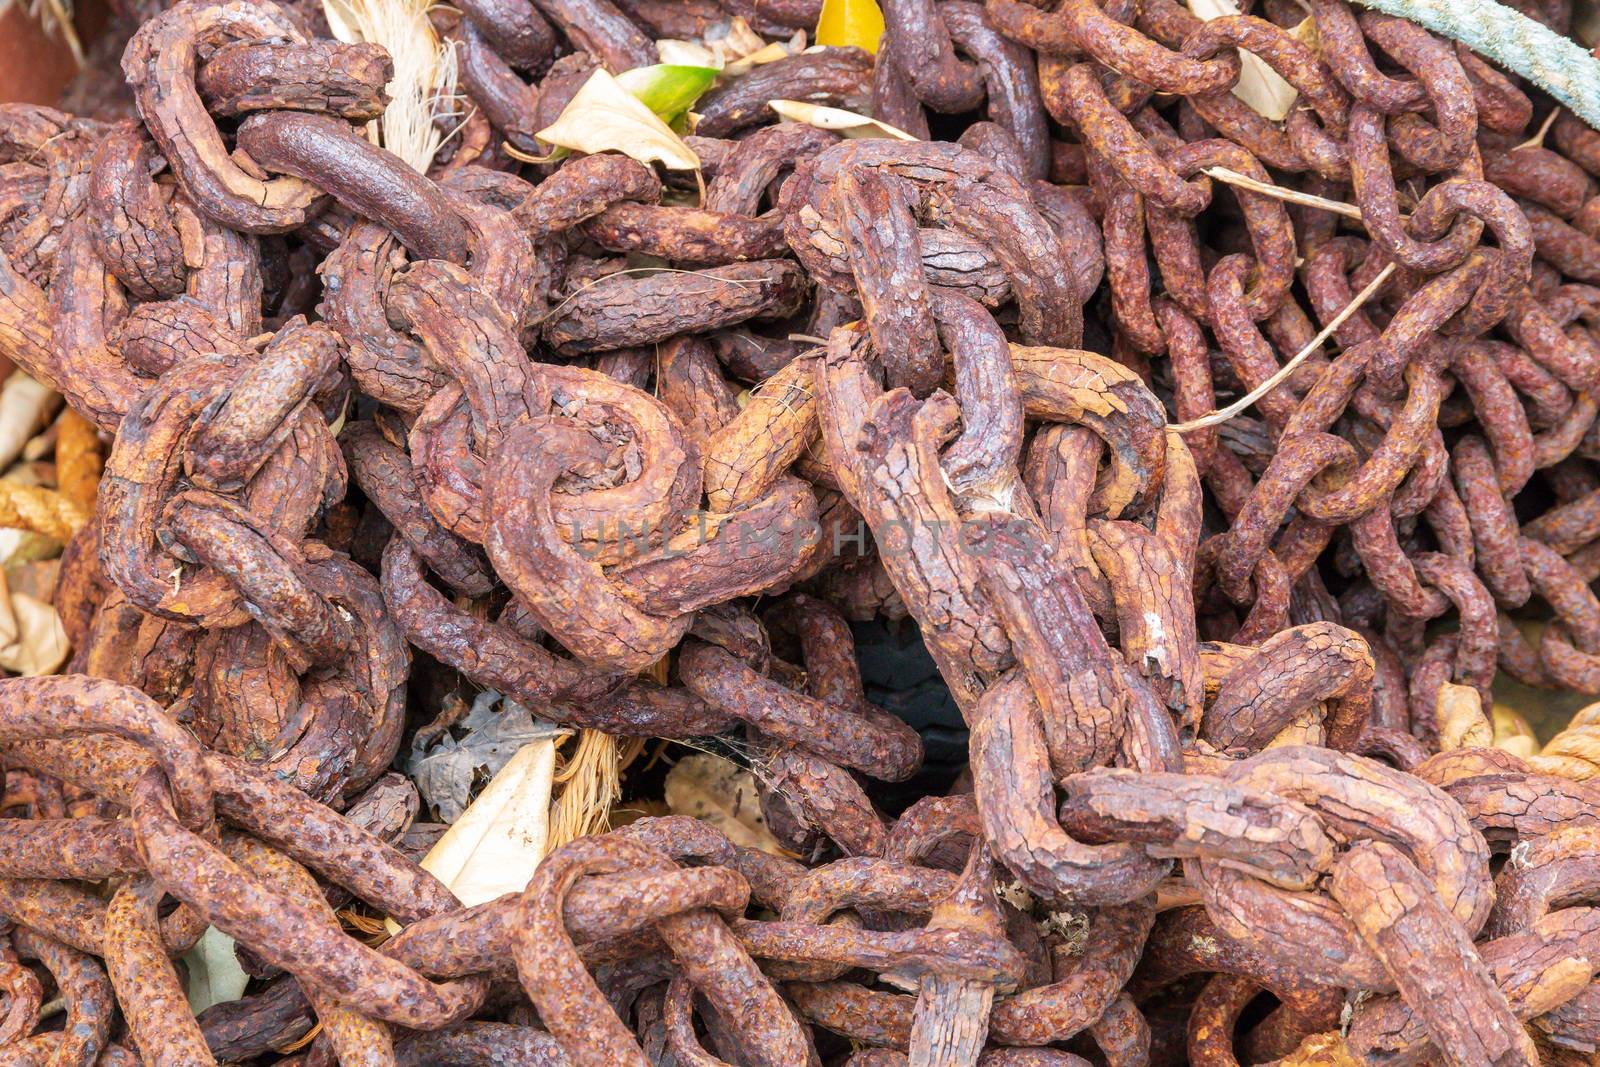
[6,0,1600,1062]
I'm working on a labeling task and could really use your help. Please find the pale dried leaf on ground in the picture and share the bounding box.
[184,928,250,1014]
[0,531,58,569]
[536,69,702,170]
[664,753,787,854]
[0,593,67,676]
[1436,681,1493,751]
[419,737,559,907]
[1188,0,1308,121]
[0,374,60,474]
[768,100,917,139]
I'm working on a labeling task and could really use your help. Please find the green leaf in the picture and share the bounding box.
[616,64,719,125]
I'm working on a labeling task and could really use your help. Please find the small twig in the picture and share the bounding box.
[1202,167,1365,220]
[28,0,83,66]
[503,141,564,164]
[432,103,479,153]
[275,1021,323,1054]
[1515,106,1562,151]
[1170,262,1397,432]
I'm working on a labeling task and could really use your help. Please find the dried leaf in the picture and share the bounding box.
[184,928,249,1014]
[1278,1033,1364,1067]
[0,592,67,676]
[21,425,55,463]
[815,0,884,53]
[1187,0,1306,121]
[664,753,787,854]
[657,38,721,68]
[419,737,559,907]
[725,41,797,76]
[0,530,57,568]
[0,482,88,542]
[405,691,567,822]
[1491,703,1539,758]
[1436,681,1493,751]
[0,374,61,474]
[0,571,17,648]
[536,68,702,171]
[3,462,52,487]
[768,99,917,140]
[657,22,801,79]
[715,16,767,60]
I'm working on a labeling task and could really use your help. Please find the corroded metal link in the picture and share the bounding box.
[122,1,323,233]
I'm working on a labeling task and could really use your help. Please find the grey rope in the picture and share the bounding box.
[1352,0,1600,132]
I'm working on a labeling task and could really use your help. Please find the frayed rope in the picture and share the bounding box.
[1355,0,1600,131]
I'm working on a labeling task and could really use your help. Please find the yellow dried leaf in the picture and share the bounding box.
[664,753,787,854]
[815,0,885,53]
